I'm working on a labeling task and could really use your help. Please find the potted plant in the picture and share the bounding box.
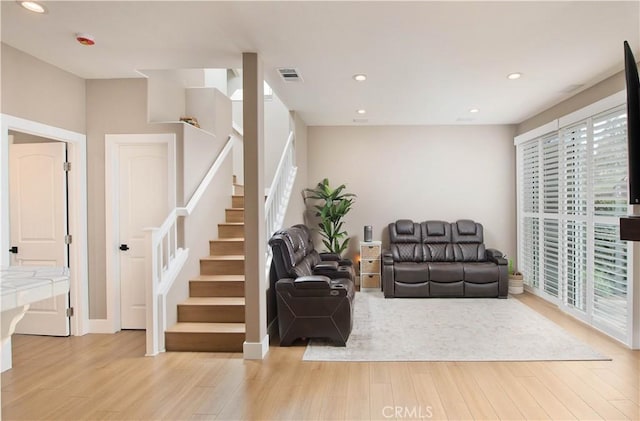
[304,178,356,256]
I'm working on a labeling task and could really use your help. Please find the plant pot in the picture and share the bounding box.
[509,273,524,295]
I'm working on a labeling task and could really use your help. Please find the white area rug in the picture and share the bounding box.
[303,292,609,362]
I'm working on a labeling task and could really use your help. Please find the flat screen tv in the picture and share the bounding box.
[624,40,640,204]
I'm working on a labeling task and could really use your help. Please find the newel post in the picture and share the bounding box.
[144,228,160,356]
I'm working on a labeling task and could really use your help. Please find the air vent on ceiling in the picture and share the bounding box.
[277,67,303,82]
[353,118,368,123]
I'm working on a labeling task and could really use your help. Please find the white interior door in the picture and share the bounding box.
[118,144,169,329]
[9,142,70,336]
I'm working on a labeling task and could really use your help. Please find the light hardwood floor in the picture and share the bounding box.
[2,293,639,420]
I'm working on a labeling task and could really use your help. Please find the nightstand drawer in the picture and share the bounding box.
[361,259,380,273]
[361,274,380,289]
[361,244,381,259]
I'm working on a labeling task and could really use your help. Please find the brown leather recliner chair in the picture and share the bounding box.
[268,225,355,346]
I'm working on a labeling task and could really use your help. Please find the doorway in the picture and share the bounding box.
[0,114,88,336]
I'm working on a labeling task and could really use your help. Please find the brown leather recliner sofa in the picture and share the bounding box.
[268,224,355,346]
[382,219,508,298]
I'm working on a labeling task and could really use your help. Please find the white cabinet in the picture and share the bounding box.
[360,241,381,290]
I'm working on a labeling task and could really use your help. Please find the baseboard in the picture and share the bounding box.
[2,339,13,372]
[243,335,269,360]
[267,318,278,338]
[87,319,117,334]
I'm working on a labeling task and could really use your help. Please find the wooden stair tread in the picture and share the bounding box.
[201,255,244,261]
[182,297,245,305]
[192,275,244,281]
[219,222,244,226]
[211,238,243,242]
[167,322,245,334]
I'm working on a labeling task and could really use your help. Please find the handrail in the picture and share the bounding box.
[144,134,236,356]
[232,122,243,137]
[264,131,295,214]
[264,131,297,276]
[180,135,235,216]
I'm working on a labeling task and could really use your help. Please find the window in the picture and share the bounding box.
[516,102,632,344]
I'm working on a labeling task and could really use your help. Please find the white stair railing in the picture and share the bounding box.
[144,135,236,356]
[264,131,297,274]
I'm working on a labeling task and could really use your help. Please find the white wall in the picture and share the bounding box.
[145,69,188,123]
[1,43,86,134]
[307,125,517,263]
[204,69,228,95]
[182,122,227,204]
[86,78,184,319]
[229,78,291,187]
[517,69,626,135]
[264,93,291,188]
[185,87,231,140]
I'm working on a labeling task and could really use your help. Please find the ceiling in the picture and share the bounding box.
[2,1,639,126]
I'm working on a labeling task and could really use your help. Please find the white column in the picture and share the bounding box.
[242,53,269,359]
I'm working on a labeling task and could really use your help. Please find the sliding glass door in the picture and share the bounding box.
[517,104,633,344]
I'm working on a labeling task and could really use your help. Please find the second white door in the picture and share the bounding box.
[118,143,170,329]
[10,141,70,336]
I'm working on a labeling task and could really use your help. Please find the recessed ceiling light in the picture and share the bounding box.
[469,108,480,113]
[356,109,367,115]
[507,72,522,80]
[18,1,46,13]
[353,74,367,82]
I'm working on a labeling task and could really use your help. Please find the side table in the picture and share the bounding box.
[359,241,381,290]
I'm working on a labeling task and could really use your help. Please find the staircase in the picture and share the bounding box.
[165,182,246,352]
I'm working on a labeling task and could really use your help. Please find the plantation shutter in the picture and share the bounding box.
[520,140,540,288]
[516,98,632,345]
[591,106,629,338]
[593,223,628,335]
[541,134,560,298]
[592,108,628,217]
[522,140,540,213]
[560,123,588,310]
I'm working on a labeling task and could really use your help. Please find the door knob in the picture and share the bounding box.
[9,246,18,254]
[119,244,129,251]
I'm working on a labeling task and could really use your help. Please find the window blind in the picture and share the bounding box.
[592,109,628,217]
[516,103,631,343]
[593,223,628,333]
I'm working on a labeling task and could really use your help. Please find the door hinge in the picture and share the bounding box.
[66,307,74,317]
[64,234,72,245]
[63,161,71,172]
